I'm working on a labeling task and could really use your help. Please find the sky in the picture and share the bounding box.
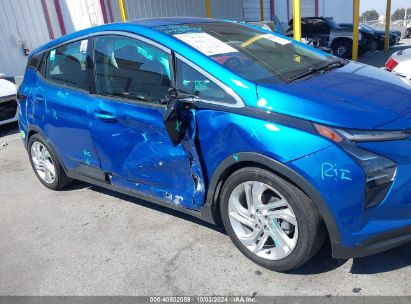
[360,0,409,15]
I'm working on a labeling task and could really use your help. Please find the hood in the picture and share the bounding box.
[394,48,411,59]
[331,28,355,36]
[373,29,396,37]
[0,79,17,97]
[255,61,411,130]
[391,49,411,79]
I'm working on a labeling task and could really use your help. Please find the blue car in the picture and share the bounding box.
[18,18,411,271]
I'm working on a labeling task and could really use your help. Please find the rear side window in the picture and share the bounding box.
[93,35,171,103]
[27,51,45,70]
[45,39,89,90]
[175,58,236,104]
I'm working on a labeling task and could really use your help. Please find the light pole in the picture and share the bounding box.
[352,0,360,61]
[385,0,392,52]
[292,0,301,41]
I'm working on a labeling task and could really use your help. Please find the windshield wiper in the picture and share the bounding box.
[288,60,345,82]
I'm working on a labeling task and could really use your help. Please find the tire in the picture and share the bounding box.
[370,39,378,52]
[28,133,71,190]
[220,167,326,272]
[358,46,366,56]
[331,40,352,59]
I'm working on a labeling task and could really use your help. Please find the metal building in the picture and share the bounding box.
[0,0,104,78]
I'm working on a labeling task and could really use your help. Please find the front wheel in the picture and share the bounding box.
[331,40,352,59]
[220,167,326,272]
[369,39,378,52]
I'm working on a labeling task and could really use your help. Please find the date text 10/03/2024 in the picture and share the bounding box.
[149,296,256,303]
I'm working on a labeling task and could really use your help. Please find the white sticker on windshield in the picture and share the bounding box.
[263,34,291,45]
[49,49,56,61]
[174,32,238,56]
[80,39,88,53]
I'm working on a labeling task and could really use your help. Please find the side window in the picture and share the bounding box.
[45,39,89,90]
[94,35,171,103]
[175,58,236,104]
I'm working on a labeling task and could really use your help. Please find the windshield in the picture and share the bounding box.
[156,22,335,84]
[361,24,374,31]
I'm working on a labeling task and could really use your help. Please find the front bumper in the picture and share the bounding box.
[288,137,411,259]
[332,224,411,259]
[0,95,18,124]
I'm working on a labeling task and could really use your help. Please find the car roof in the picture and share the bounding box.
[247,21,273,24]
[129,17,222,27]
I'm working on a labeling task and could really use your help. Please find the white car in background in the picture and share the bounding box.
[0,73,18,126]
[385,49,411,84]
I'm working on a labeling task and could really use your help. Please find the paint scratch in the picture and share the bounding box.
[173,195,183,206]
[52,109,58,120]
[141,132,148,142]
[175,120,182,132]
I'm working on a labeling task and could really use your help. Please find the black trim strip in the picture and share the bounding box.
[194,101,316,134]
[65,169,213,223]
[74,164,106,182]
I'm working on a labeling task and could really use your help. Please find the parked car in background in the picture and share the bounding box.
[404,24,411,39]
[385,48,411,83]
[246,14,286,35]
[339,23,378,51]
[392,29,402,42]
[286,17,367,58]
[246,20,285,35]
[360,24,399,49]
[0,73,18,126]
[19,18,411,272]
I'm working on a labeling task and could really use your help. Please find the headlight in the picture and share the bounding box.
[332,128,409,142]
[314,124,406,208]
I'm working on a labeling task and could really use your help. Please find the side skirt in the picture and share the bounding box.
[66,169,216,225]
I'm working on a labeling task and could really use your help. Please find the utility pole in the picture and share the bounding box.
[292,0,301,41]
[405,0,408,26]
[352,0,360,61]
[385,0,391,52]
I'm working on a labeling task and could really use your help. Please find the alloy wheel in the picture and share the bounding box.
[228,181,298,260]
[370,40,378,52]
[335,45,347,57]
[31,142,56,184]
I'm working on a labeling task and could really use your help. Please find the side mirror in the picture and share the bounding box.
[163,97,197,146]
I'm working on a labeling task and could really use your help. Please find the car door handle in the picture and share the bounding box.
[33,94,45,102]
[94,111,117,122]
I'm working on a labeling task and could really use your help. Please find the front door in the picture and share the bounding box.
[88,34,205,209]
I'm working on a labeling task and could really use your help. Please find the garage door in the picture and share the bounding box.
[243,0,271,21]
[302,0,315,17]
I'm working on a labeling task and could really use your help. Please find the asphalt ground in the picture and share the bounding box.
[1,38,411,296]
[359,37,411,67]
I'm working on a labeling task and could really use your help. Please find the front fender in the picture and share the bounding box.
[201,152,342,248]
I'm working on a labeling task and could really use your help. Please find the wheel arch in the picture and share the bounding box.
[27,128,39,142]
[201,152,341,246]
[330,37,352,48]
[26,125,67,172]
